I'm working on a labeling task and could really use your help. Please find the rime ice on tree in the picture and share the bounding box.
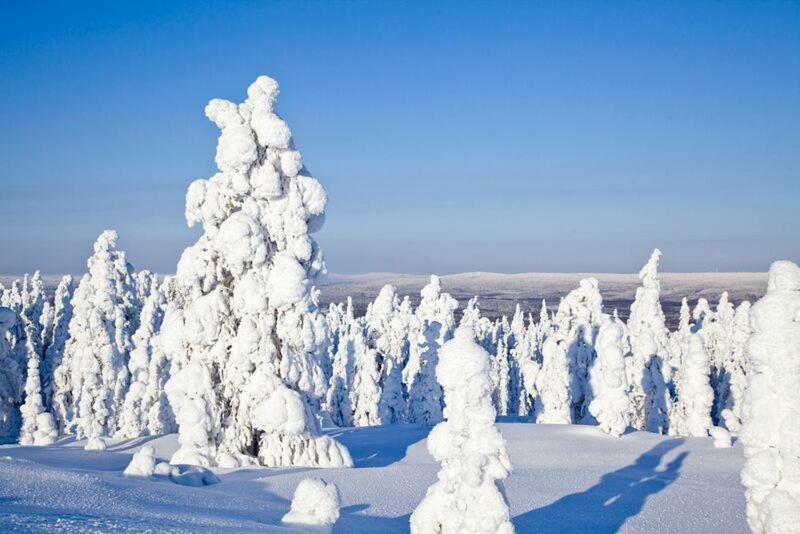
[410,325,514,534]
[740,261,800,533]
[160,76,351,468]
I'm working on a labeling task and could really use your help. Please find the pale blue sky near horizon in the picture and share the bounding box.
[1,1,798,275]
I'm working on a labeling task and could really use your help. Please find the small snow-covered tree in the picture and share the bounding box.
[719,301,751,432]
[410,325,514,534]
[740,260,800,533]
[282,478,341,531]
[160,75,350,468]
[588,316,632,437]
[19,323,58,446]
[350,326,382,427]
[55,231,138,449]
[407,320,444,426]
[325,320,356,428]
[626,249,671,434]
[0,307,23,438]
[534,335,571,424]
[670,334,713,437]
[492,331,511,417]
[117,278,168,438]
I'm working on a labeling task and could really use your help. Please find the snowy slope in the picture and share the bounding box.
[0,423,746,533]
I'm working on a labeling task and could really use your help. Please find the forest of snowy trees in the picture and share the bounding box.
[0,75,797,533]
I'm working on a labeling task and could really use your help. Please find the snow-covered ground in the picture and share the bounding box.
[0,423,746,533]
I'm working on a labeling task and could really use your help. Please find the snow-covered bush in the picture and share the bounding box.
[626,249,671,434]
[410,325,514,534]
[588,316,632,437]
[740,260,800,533]
[124,445,157,478]
[282,478,341,531]
[160,75,351,468]
[670,334,713,438]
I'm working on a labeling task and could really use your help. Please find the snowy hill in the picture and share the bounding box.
[0,423,746,532]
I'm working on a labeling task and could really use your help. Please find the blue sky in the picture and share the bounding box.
[1,1,798,274]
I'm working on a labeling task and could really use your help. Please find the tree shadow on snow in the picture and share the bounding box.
[514,439,688,533]
[326,424,430,468]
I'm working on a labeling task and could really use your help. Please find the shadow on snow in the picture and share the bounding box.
[514,439,688,533]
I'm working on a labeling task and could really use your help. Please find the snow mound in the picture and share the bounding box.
[282,478,341,531]
[124,445,157,478]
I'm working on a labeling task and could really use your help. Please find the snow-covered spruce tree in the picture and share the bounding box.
[19,323,58,446]
[740,261,800,533]
[709,292,736,425]
[325,319,356,428]
[0,307,23,438]
[553,278,603,423]
[492,331,512,417]
[669,334,713,438]
[57,231,139,450]
[117,277,168,438]
[718,301,751,432]
[410,325,514,534]
[160,76,351,468]
[588,316,632,437]
[626,249,672,434]
[350,325,382,427]
[365,285,410,424]
[692,298,713,333]
[534,335,571,424]
[404,275,457,391]
[407,320,444,426]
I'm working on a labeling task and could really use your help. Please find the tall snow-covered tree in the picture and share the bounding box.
[534,335,571,424]
[0,307,23,438]
[588,316,632,437]
[54,231,139,450]
[160,75,351,468]
[117,277,169,438]
[19,323,58,446]
[626,249,672,434]
[669,334,713,437]
[410,325,514,534]
[43,276,74,414]
[740,261,800,533]
[719,301,751,432]
[407,320,444,426]
[553,278,603,423]
[350,325,382,427]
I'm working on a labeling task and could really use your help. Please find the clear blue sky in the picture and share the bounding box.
[1,1,798,275]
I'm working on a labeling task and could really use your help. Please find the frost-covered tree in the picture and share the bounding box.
[626,249,671,434]
[553,278,603,423]
[0,307,23,438]
[740,261,800,533]
[588,316,631,437]
[492,331,511,417]
[534,335,571,424]
[670,334,713,437]
[19,323,58,446]
[404,276,457,391]
[407,320,444,426]
[160,75,351,468]
[350,326,382,427]
[43,276,74,414]
[365,285,410,424]
[325,320,356,428]
[719,301,751,432]
[410,325,514,534]
[54,230,139,449]
[117,278,168,438]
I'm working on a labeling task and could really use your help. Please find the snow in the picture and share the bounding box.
[0,423,747,532]
[282,478,341,531]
